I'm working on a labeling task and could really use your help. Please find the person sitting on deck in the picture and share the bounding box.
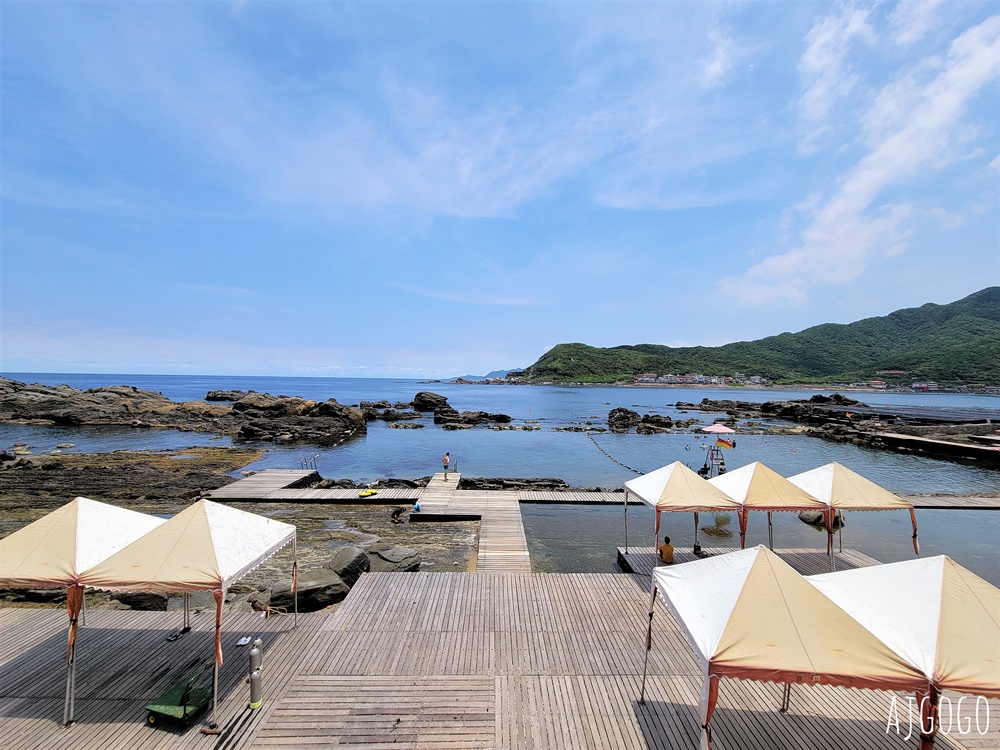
[413,499,421,512]
[657,535,675,564]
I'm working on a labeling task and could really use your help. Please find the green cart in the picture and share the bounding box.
[145,659,215,726]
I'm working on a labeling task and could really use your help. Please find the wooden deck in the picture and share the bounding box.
[905,496,1000,510]
[208,470,1000,511]
[616,547,883,578]
[0,606,323,750]
[518,490,633,504]
[877,432,1000,463]
[205,470,320,500]
[3,570,997,749]
[417,474,532,574]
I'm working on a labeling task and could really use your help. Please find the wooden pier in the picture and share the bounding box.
[416,473,532,574]
[617,546,883,578]
[205,470,320,500]
[2,571,995,750]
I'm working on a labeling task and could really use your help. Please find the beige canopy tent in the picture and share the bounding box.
[810,556,1000,748]
[708,461,828,550]
[643,546,928,750]
[80,499,298,728]
[0,497,166,724]
[788,462,920,564]
[622,461,741,553]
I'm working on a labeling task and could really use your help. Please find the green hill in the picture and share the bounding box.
[524,287,1000,385]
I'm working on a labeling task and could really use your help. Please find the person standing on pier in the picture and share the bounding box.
[442,452,450,479]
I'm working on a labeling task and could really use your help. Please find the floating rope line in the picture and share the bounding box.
[584,432,645,475]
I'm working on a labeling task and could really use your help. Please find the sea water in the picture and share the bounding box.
[2,373,998,583]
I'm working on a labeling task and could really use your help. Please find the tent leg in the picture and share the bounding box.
[779,683,791,713]
[80,591,86,627]
[624,493,629,555]
[183,591,191,631]
[63,650,75,725]
[767,512,773,550]
[293,534,299,628]
[693,512,700,555]
[211,661,219,727]
[69,655,76,722]
[639,611,653,705]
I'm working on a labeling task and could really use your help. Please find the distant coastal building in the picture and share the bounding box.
[868,380,887,389]
[877,369,909,376]
[634,372,757,386]
[912,382,941,391]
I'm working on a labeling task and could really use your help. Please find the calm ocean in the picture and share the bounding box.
[2,373,998,583]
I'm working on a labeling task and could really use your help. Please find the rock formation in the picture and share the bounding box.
[0,377,366,446]
[608,407,641,433]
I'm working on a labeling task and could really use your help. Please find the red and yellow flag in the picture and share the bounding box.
[716,438,732,449]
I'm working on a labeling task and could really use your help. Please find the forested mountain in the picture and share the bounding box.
[524,287,1000,385]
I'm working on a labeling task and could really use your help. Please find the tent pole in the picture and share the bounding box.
[211,661,219,727]
[779,683,792,712]
[184,591,190,631]
[623,490,629,554]
[63,584,83,726]
[69,654,76,722]
[293,534,299,627]
[639,611,653,705]
[653,509,661,568]
[767,512,773,550]
[63,650,74,725]
[207,589,224,730]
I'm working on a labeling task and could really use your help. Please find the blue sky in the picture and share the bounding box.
[1,1,998,378]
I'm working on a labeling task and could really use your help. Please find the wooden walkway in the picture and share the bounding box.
[906,495,1000,510]
[518,490,633,504]
[207,470,1000,511]
[616,547,883,579]
[3,570,997,749]
[205,470,319,500]
[418,474,532,574]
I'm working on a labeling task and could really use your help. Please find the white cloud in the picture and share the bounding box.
[699,28,734,88]
[721,14,1000,305]
[889,0,945,46]
[796,5,874,153]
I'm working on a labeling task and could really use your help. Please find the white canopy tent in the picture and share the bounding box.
[622,461,741,553]
[643,546,929,750]
[810,556,1000,748]
[0,497,166,724]
[80,499,298,728]
[708,461,828,550]
[788,462,920,565]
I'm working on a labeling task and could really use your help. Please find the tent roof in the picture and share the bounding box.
[652,547,926,691]
[624,462,741,512]
[708,462,826,511]
[787,463,913,511]
[80,499,295,593]
[809,556,1000,698]
[701,424,736,434]
[0,497,165,589]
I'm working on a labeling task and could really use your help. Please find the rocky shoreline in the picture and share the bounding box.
[0,378,516,444]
